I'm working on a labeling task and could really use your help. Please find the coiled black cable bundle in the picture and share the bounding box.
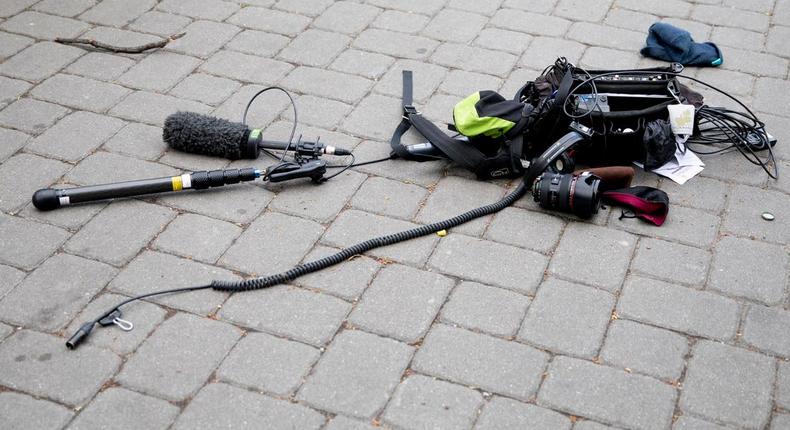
[211,181,529,291]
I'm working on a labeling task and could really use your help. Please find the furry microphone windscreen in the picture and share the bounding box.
[163,111,250,159]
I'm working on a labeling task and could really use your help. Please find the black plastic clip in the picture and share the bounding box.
[98,309,134,331]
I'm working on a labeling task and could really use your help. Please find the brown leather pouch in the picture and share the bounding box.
[573,166,635,191]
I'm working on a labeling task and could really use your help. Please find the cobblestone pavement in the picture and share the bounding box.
[0,0,789,429]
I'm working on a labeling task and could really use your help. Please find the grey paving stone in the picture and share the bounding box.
[778,361,790,410]
[79,0,156,26]
[0,11,89,39]
[691,4,768,32]
[341,93,405,140]
[0,323,12,340]
[109,250,232,315]
[27,111,125,162]
[0,253,115,331]
[166,20,241,59]
[568,22,644,51]
[616,0,692,18]
[31,74,130,113]
[101,122,166,161]
[618,276,740,341]
[65,52,136,82]
[349,264,453,342]
[66,293,166,355]
[227,7,310,36]
[350,140,446,187]
[699,150,768,187]
[0,41,84,83]
[274,0,334,16]
[65,200,175,266]
[416,176,505,236]
[174,383,325,430]
[723,185,790,245]
[225,29,290,57]
[278,29,350,67]
[474,28,533,56]
[0,152,70,213]
[66,151,177,186]
[0,391,73,430]
[211,83,290,126]
[771,414,790,430]
[351,176,428,220]
[520,278,615,358]
[579,47,641,70]
[128,11,191,37]
[600,320,689,381]
[711,26,765,51]
[491,8,571,36]
[755,78,790,119]
[217,331,320,395]
[574,420,622,430]
[325,416,378,430]
[0,98,69,134]
[117,312,240,401]
[383,374,483,430]
[476,396,572,430]
[168,73,240,106]
[295,245,380,301]
[429,234,548,294]
[313,1,381,35]
[69,387,179,430]
[322,209,439,266]
[372,9,430,34]
[672,416,729,430]
[432,43,518,78]
[549,223,636,292]
[0,263,25,298]
[441,281,530,337]
[538,356,677,430]
[485,207,566,254]
[220,285,350,346]
[0,127,27,162]
[353,28,439,60]
[0,329,120,406]
[297,329,413,418]
[220,211,323,274]
[0,76,30,110]
[368,0,446,14]
[153,213,241,263]
[158,182,273,223]
[282,66,373,104]
[631,238,710,287]
[422,9,487,43]
[200,50,292,85]
[709,236,787,305]
[414,324,549,400]
[158,0,239,21]
[0,31,33,59]
[659,176,729,213]
[719,47,788,78]
[604,8,657,32]
[0,0,38,18]
[766,25,790,58]
[439,70,503,98]
[555,0,612,21]
[742,305,790,358]
[118,52,200,92]
[267,170,364,222]
[612,204,719,248]
[109,91,212,125]
[79,26,163,47]
[680,340,775,429]
[0,213,70,270]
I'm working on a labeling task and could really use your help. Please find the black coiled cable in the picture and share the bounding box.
[211,181,529,291]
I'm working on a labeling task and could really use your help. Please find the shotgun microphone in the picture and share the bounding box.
[163,112,350,159]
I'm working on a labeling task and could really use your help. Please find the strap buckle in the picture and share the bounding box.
[403,105,419,117]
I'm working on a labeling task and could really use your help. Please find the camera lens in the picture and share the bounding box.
[532,172,601,218]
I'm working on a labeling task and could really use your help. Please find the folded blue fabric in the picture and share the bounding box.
[641,22,723,66]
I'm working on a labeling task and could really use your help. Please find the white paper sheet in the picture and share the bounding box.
[634,143,705,185]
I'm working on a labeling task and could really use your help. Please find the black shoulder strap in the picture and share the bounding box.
[389,71,485,170]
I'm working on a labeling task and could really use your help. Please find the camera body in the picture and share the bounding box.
[532,171,601,218]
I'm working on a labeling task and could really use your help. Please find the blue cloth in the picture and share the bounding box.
[641,22,722,67]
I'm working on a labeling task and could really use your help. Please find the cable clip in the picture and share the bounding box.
[98,309,134,332]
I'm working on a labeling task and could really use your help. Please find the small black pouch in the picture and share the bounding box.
[643,119,676,170]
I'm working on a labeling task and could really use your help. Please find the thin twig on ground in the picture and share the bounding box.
[54,32,186,54]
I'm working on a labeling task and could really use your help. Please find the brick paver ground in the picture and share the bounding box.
[0,1,789,429]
